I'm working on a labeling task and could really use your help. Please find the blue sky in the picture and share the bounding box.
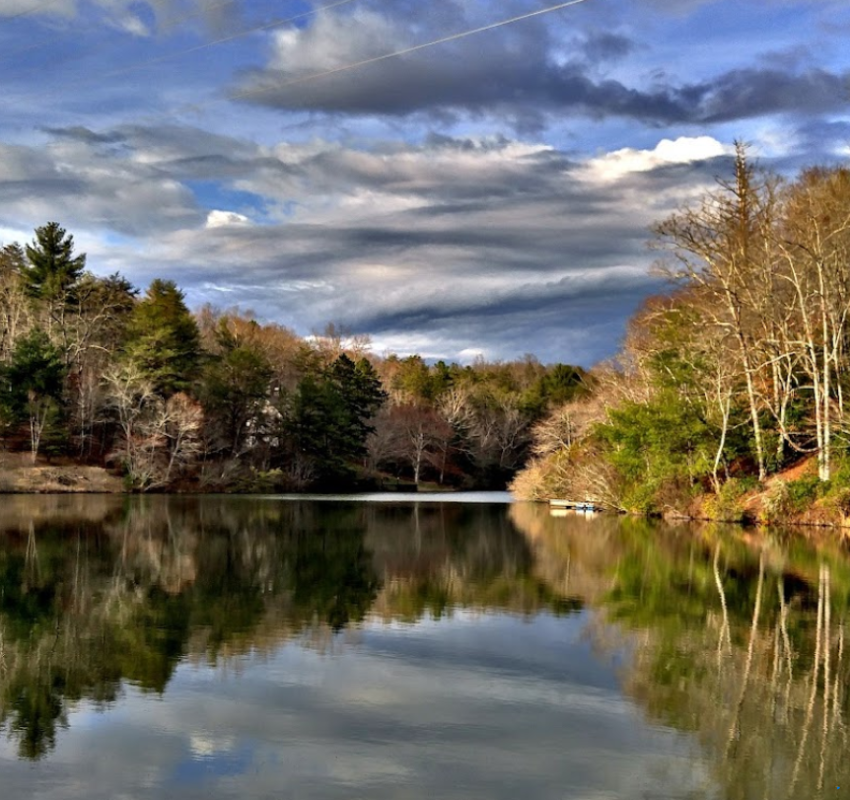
[1,0,848,365]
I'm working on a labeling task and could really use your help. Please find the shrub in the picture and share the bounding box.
[703,477,753,522]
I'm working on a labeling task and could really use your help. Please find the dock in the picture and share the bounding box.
[549,499,599,512]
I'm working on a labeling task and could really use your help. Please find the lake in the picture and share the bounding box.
[0,494,846,798]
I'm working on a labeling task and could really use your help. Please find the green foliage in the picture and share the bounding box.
[20,221,85,303]
[0,330,67,455]
[761,472,832,524]
[0,242,26,277]
[760,477,817,524]
[520,363,588,415]
[329,354,387,442]
[284,355,387,485]
[123,279,201,396]
[4,328,65,406]
[701,477,756,522]
[785,474,823,507]
[200,321,274,455]
[392,354,437,401]
[594,392,714,513]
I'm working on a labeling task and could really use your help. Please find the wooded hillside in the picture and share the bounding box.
[0,226,585,492]
[513,147,850,523]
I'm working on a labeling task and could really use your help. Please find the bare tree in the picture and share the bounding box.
[776,167,850,480]
[653,144,780,480]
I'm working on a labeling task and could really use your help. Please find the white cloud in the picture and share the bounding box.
[585,136,732,180]
[188,732,235,758]
[268,10,408,76]
[205,210,252,228]
[117,12,151,37]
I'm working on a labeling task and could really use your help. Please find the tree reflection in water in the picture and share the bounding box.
[510,503,850,799]
[3,495,847,799]
[0,496,568,759]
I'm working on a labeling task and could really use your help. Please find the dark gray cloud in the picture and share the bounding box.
[237,57,850,127]
[795,119,850,160]
[42,126,127,145]
[698,67,850,122]
[231,7,849,128]
[0,135,203,236]
[348,269,664,364]
[580,31,637,63]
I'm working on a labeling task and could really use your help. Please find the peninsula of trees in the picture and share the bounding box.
[513,149,850,525]
[0,225,586,492]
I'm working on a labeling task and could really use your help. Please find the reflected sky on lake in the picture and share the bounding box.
[1,496,846,798]
[0,610,711,800]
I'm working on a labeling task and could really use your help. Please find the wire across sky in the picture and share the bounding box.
[5,0,592,118]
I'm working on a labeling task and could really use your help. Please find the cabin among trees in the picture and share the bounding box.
[0,223,587,491]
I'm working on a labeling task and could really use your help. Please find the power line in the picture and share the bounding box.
[1,0,310,72]
[227,0,592,105]
[12,0,591,118]
[100,0,360,81]
[2,0,67,22]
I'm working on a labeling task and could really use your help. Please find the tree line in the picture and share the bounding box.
[0,223,586,491]
[513,148,850,519]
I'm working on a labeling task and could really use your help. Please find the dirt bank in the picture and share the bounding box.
[0,453,123,494]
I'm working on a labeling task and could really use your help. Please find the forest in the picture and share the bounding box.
[0,223,586,492]
[513,147,850,523]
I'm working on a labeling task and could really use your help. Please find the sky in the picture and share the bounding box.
[1,0,848,366]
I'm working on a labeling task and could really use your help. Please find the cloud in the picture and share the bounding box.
[0,0,243,50]
[580,31,637,63]
[1,121,734,364]
[2,0,847,368]
[0,612,713,800]
[584,136,732,180]
[0,134,203,237]
[228,6,849,130]
[0,0,76,17]
[696,67,850,122]
[205,210,252,228]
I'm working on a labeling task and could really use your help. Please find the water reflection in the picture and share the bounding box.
[0,496,569,762]
[0,496,846,799]
[511,503,850,799]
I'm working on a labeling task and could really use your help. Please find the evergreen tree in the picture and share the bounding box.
[1,328,66,460]
[200,320,274,455]
[21,222,86,304]
[123,279,201,396]
[285,355,387,484]
[328,355,387,453]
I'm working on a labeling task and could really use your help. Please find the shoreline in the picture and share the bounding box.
[5,458,848,538]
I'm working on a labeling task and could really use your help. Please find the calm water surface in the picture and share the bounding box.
[0,495,847,798]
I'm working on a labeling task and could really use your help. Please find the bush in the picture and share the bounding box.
[760,479,790,525]
[761,474,824,524]
[786,474,822,508]
[702,477,754,522]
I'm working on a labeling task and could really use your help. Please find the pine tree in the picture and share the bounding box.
[200,320,274,455]
[1,328,66,460]
[21,222,86,303]
[123,279,201,397]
